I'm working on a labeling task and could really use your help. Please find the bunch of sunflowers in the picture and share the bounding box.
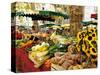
[76,27,97,67]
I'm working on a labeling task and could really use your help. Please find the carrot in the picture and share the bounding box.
[44,59,51,68]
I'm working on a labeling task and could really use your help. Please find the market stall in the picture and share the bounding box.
[11,2,98,72]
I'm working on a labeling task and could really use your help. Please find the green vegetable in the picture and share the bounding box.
[48,44,60,57]
[48,44,67,57]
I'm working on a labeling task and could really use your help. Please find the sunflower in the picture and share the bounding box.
[77,29,97,58]
[88,27,95,33]
[92,32,96,37]
[92,32,97,40]
[82,31,87,39]
[85,34,92,46]
[85,49,91,57]
[90,40,97,48]
[87,35,92,41]
[77,31,82,41]
[90,47,97,56]
[77,30,87,40]
[81,41,91,57]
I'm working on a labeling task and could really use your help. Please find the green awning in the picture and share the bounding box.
[11,12,55,21]
[11,10,69,21]
[81,21,97,26]
[39,10,69,19]
[40,24,56,28]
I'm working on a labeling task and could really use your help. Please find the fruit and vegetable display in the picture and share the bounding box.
[14,27,97,71]
[21,27,97,71]
[12,24,97,72]
[11,2,97,73]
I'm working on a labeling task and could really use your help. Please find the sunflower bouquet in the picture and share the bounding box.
[76,27,97,68]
